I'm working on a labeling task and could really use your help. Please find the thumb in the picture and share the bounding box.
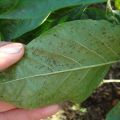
[0,42,24,71]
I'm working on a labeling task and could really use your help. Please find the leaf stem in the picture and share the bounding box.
[103,79,120,83]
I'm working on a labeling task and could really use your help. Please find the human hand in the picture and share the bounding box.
[0,42,59,120]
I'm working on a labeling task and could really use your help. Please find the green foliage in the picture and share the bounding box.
[0,0,107,40]
[113,10,120,23]
[106,102,120,120]
[0,20,120,108]
[115,0,120,10]
[0,1,120,118]
[16,5,88,43]
[17,6,107,44]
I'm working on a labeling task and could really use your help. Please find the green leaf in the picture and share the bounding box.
[0,0,107,40]
[106,102,120,120]
[113,10,120,24]
[0,20,120,109]
[82,8,106,20]
[0,0,19,14]
[0,0,107,19]
[115,0,120,10]
[16,5,87,43]
[0,18,45,41]
[15,6,108,44]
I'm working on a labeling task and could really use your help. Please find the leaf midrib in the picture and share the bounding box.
[0,60,118,85]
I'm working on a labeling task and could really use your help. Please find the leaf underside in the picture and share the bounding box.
[0,20,120,109]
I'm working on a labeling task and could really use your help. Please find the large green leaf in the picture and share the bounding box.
[16,6,108,44]
[0,0,107,19]
[0,0,107,40]
[106,102,120,120]
[0,20,120,109]
[16,5,87,43]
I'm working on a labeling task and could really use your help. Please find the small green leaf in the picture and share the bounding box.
[83,8,106,20]
[115,0,120,10]
[0,20,120,109]
[113,10,120,23]
[106,102,120,120]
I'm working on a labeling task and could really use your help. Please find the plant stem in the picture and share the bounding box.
[103,79,120,83]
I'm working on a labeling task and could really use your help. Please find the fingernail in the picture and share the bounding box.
[0,43,23,54]
[0,42,11,47]
[44,104,60,112]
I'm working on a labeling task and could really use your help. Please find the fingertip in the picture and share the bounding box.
[0,105,60,120]
[0,43,24,71]
[29,104,60,119]
[0,102,16,112]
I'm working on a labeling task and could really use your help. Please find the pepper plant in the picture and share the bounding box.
[0,0,120,119]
